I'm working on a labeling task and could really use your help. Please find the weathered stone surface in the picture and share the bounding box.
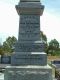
[4,65,52,80]
[11,0,46,66]
[18,15,40,41]
[4,0,53,80]
[14,14,45,53]
[14,1,45,58]
[15,41,45,52]
[18,3,42,8]
[11,52,47,65]
[16,3,44,15]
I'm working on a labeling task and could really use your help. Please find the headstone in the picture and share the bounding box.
[1,55,11,64]
[4,0,53,80]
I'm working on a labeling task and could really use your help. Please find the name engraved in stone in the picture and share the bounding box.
[20,25,40,33]
[15,57,43,61]
[15,55,42,60]
[15,43,44,52]
[19,15,40,35]
[20,15,40,19]
[20,22,39,24]
[20,21,40,25]
[20,24,39,28]
[20,15,40,24]
[20,32,39,35]
[19,33,40,40]
[15,57,42,60]
[12,53,45,65]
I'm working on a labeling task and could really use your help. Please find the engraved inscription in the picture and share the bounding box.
[18,15,40,40]
[15,55,43,60]
[15,43,44,52]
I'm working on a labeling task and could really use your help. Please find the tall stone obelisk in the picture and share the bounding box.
[4,0,53,80]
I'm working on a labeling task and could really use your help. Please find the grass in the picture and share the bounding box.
[47,55,60,61]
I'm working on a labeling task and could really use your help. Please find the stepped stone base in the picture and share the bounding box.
[11,52,47,66]
[4,65,52,80]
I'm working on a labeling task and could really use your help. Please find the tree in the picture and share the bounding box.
[49,39,59,49]
[3,36,17,55]
[40,31,47,43]
[48,39,59,55]
[0,45,4,55]
[40,31,48,53]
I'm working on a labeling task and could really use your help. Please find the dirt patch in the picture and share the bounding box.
[48,56,60,61]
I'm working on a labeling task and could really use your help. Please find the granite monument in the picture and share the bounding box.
[4,0,53,80]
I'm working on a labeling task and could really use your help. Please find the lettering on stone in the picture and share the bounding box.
[20,22,40,29]
[11,54,44,65]
[19,33,40,39]
[15,43,44,52]
[20,15,40,29]
[15,57,42,60]
[20,15,40,19]
[19,15,40,40]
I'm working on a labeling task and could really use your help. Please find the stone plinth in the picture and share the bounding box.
[4,65,52,80]
[11,52,47,65]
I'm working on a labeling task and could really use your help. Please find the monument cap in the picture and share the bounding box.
[20,0,40,2]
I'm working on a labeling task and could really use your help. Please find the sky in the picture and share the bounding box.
[0,0,60,43]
